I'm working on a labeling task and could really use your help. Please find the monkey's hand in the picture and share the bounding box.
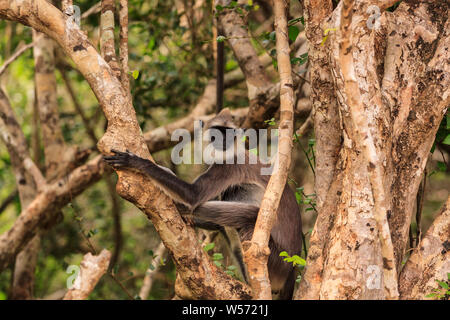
[103,149,152,172]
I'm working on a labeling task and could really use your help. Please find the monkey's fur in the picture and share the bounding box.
[104,108,302,299]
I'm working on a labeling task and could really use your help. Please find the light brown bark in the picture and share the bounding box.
[297,0,449,299]
[398,196,450,299]
[63,249,111,300]
[118,0,130,93]
[242,0,294,300]
[337,0,398,299]
[139,242,167,300]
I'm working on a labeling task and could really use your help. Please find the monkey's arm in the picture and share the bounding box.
[104,150,239,208]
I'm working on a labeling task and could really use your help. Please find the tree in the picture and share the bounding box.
[0,0,448,300]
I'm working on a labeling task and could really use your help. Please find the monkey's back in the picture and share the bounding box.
[220,159,302,299]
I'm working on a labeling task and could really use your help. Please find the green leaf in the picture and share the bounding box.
[291,255,306,267]
[149,264,155,271]
[321,28,337,46]
[269,31,276,42]
[212,253,224,261]
[425,293,436,298]
[147,38,155,51]
[225,270,235,276]
[288,25,300,42]
[295,191,302,204]
[113,264,120,275]
[288,17,303,26]
[132,70,140,79]
[225,59,238,71]
[216,35,226,43]
[436,280,449,290]
[214,261,222,268]
[437,161,446,172]
[279,251,289,257]
[442,134,450,145]
[227,265,237,270]
[203,242,215,252]
[249,148,258,155]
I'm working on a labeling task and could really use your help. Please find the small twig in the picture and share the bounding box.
[0,189,18,215]
[119,0,130,94]
[139,242,167,300]
[0,37,41,77]
[295,112,313,137]
[100,0,121,78]
[109,273,135,300]
[81,2,102,20]
[59,67,98,144]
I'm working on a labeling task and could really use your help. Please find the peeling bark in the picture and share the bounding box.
[63,249,111,300]
[297,0,449,299]
[399,196,450,299]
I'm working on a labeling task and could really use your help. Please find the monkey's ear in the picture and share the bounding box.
[218,108,231,116]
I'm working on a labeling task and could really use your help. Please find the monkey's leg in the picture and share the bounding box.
[193,201,259,228]
[223,227,249,283]
[193,201,258,283]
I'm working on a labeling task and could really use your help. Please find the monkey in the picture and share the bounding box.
[104,108,302,299]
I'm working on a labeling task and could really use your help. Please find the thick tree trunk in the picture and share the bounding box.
[297,0,449,299]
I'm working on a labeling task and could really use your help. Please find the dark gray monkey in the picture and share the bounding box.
[104,108,302,299]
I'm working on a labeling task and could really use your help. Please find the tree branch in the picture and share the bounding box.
[0,155,106,272]
[399,196,450,299]
[0,0,250,299]
[242,0,295,299]
[63,249,111,300]
[118,0,130,93]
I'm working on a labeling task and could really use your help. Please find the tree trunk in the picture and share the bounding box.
[297,0,449,299]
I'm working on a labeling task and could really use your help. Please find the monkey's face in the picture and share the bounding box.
[203,108,241,162]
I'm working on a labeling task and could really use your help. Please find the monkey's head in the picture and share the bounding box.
[203,108,239,154]
[204,108,237,131]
